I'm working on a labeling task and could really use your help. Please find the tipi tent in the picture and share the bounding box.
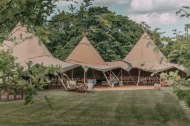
[66,36,115,70]
[66,36,129,86]
[124,32,187,85]
[2,23,79,72]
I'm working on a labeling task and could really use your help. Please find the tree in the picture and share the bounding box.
[184,24,190,35]
[0,0,58,43]
[0,0,74,106]
[46,0,144,61]
[176,6,190,19]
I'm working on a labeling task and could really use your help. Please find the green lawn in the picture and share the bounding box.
[0,89,190,126]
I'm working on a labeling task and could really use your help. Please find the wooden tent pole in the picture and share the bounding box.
[117,70,121,78]
[111,71,120,82]
[121,69,123,85]
[63,73,71,81]
[103,72,110,86]
[109,71,111,80]
[84,70,86,84]
[137,69,141,86]
[127,71,135,82]
[72,69,74,80]
[58,74,67,91]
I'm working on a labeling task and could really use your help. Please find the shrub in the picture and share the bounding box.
[185,97,190,108]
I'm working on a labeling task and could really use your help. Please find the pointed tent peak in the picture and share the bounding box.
[124,32,167,69]
[140,31,151,40]
[11,22,28,34]
[66,36,107,65]
[6,22,31,45]
[82,32,89,37]
[79,36,91,45]
[15,22,22,27]
[2,22,28,49]
[2,22,52,62]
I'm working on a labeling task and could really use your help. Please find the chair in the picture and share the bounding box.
[67,80,77,90]
[87,83,94,92]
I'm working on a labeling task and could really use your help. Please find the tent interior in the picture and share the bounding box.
[111,68,159,86]
[64,66,124,87]
[66,66,105,84]
[117,66,187,86]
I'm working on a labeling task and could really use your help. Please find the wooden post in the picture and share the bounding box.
[83,66,89,84]
[109,71,111,80]
[116,70,121,78]
[72,69,74,80]
[111,71,120,82]
[84,71,86,84]
[103,72,110,86]
[58,75,67,91]
[61,74,64,91]
[137,69,141,86]
[121,69,123,85]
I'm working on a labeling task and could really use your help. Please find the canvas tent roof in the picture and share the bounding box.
[1,23,79,71]
[66,36,120,72]
[124,32,187,73]
[66,36,107,65]
[107,61,131,71]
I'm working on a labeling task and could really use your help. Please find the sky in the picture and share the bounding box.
[55,0,190,37]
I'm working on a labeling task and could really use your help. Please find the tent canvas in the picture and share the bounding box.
[123,32,187,86]
[66,36,124,86]
[1,23,79,71]
[66,36,119,72]
[124,32,187,73]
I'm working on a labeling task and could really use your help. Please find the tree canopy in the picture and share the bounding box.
[0,0,57,43]
[46,1,144,61]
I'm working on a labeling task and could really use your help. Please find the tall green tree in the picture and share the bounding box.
[46,0,144,61]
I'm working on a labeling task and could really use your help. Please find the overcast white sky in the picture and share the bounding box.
[56,0,190,36]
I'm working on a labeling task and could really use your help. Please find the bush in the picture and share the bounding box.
[185,97,190,108]
[176,89,189,100]
[175,88,190,107]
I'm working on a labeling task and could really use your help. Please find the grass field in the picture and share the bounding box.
[0,89,190,126]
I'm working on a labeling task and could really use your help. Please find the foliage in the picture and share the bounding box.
[160,71,190,108]
[158,26,190,75]
[22,62,50,105]
[160,71,186,85]
[0,50,65,109]
[0,0,57,43]
[176,6,190,19]
[46,0,144,61]
[0,50,18,92]
[174,88,190,108]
